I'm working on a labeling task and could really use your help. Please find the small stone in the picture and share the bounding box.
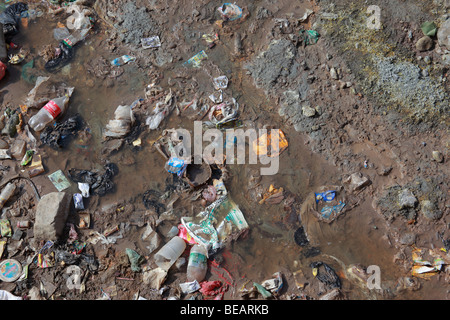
[415,36,433,52]
[420,200,442,220]
[437,18,450,49]
[431,151,443,163]
[302,105,316,117]
[399,232,416,246]
[398,189,417,209]
[423,56,431,64]
[421,69,429,77]
[330,67,338,80]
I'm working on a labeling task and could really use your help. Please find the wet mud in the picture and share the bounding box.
[0,0,448,301]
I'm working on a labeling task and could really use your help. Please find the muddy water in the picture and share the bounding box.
[1,6,415,300]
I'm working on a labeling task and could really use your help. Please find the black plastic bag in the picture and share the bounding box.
[44,42,74,71]
[310,261,341,289]
[0,2,28,41]
[68,163,118,196]
[40,114,83,149]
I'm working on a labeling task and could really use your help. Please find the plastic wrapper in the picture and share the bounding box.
[78,182,90,197]
[141,36,161,49]
[0,219,12,237]
[104,105,135,138]
[0,290,22,300]
[184,50,208,67]
[217,3,243,21]
[126,248,143,272]
[181,179,248,253]
[73,193,84,210]
[48,170,71,192]
[180,280,201,294]
[146,104,169,130]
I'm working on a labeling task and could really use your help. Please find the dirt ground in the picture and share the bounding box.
[0,0,448,302]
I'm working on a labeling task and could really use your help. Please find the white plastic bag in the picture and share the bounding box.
[146,104,168,130]
[66,5,91,30]
[0,290,22,300]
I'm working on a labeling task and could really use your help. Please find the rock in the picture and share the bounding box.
[330,67,338,80]
[398,189,417,209]
[142,267,167,290]
[0,139,9,149]
[420,200,442,220]
[431,151,444,163]
[437,19,450,49]
[344,172,371,192]
[9,139,26,160]
[399,232,416,245]
[415,36,433,52]
[33,192,71,241]
[302,105,316,117]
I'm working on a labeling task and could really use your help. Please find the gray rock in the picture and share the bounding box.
[398,189,417,209]
[302,105,316,117]
[415,36,433,51]
[420,200,442,220]
[344,172,371,192]
[330,67,338,80]
[437,18,450,49]
[33,192,71,241]
[431,151,444,163]
[399,232,416,245]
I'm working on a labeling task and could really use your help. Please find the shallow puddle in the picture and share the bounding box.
[0,1,443,300]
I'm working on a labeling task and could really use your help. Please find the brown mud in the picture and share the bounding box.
[0,0,448,301]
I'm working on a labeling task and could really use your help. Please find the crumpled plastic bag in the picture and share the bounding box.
[126,248,143,272]
[104,105,135,138]
[40,114,83,149]
[146,103,169,130]
[217,3,243,21]
[68,163,118,196]
[66,5,91,30]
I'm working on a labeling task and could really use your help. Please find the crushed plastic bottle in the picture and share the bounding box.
[28,88,74,132]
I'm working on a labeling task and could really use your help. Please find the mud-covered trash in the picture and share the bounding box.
[180,280,201,294]
[199,280,226,299]
[252,129,288,157]
[126,248,144,272]
[142,267,168,290]
[146,102,169,130]
[68,163,118,196]
[310,261,341,289]
[300,30,320,45]
[0,289,22,300]
[217,3,243,21]
[40,114,83,149]
[207,99,239,128]
[0,219,12,237]
[259,184,284,204]
[48,169,71,192]
[111,55,135,66]
[165,157,187,177]
[141,36,161,49]
[253,282,272,299]
[183,162,212,188]
[261,271,283,296]
[142,189,165,213]
[294,226,309,246]
[104,105,135,138]
[411,247,449,279]
[181,179,249,254]
[344,172,371,193]
[0,2,28,42]
[184,50,208,68]
[44,42,73,71]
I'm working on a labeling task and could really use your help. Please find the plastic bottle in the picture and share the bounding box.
[28,94,71,132]
[154,236,186,271]
[187,244,208,282]
[62,28,90,48]
[0,182,16,210]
